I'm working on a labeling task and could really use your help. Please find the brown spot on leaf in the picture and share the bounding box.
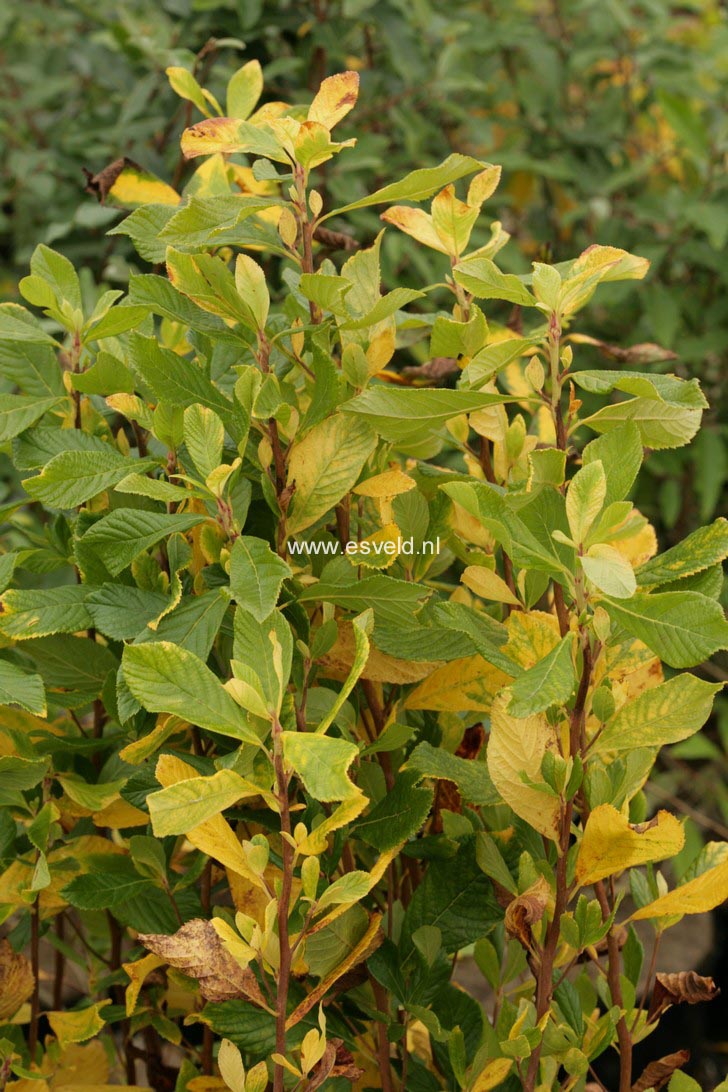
[647,970,720,1023]
[138,918,266,1007]
[631,1049,690,1091]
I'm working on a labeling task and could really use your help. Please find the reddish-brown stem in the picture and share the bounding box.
[595,880,632,1090]
[53,912,65,1010]
[272,717,294,1092]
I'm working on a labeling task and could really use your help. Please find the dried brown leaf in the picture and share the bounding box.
[138,919,266,1007]
[504,875,550,950]
[631,1049,690,1092]
[647,969,720,1023]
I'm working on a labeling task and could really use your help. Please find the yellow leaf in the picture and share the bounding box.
[575,805,685,887]
[0,939,33,1021]
[122,953,164,1017]
[84,157,179,209]
[467,165,502,207]
[405,655,510,713]
[504,610,561,668]
[319,620,440,684]
[487,693,561,841]
[47,1001,110,1049]
[345,523,402,569]
[353,469,416,498]
[51,1040,112,1087]
[612,515,658,568]
[92,798,148,828]
[469,1057,514,1091]
[297,793,368,856]
[380,206,449,253]
[307,71,359,129]
[462,564,519,606]
[155,755,267,891]
[187,1081,230,1092]
[630,859,728,921]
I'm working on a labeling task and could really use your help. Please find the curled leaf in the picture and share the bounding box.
[504,875,550,951]
[647,970,720,1023]
[631,1049,690,1091]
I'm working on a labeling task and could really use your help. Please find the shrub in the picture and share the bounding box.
[0,63,727,1092]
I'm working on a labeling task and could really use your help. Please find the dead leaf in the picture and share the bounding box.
[138,919,266,1007]
[0,939,34,1021]
[401,357,460,385]
[504,875,550,951]
[569,333,678,364]
[647,970,720,1023]
[631,1049,690,1091]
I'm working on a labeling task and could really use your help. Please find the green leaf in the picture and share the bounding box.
[343,387,513,443]
[603,591,728,669]
[122,641,260,744]
[63,856,151,910]
[0,394,64,443]
[636,518,728,588]
[148,769,256,836]
[582,423,643,506]
[0,661,46,715]
[183,404,225,482]
[0,586,92,639]
[83,305,148,342]
[407,741,499,806]
[582,397,702,450]
[315,612,371,736]
[475,832,517,895]
[355,769,433,851]
[281,733,359,801]
[506,634,576,717]
[298,566,430,628]
[71,351,136,396]
[341,287,425,330]
[86,585,170,641]
[322,153,485,220]
[29,244,82,311]
[0,340,63,398]
[79,510,205,576]
[597,674,722,752]
[135,590,229,660]
[24,450,158,509]
[453,257,536,306]
[299,273,353,317]
[401,838,501,955]
[314,871,371,912]
[285,414,376,534]
[229,536,291,622]
[166,66,213,116]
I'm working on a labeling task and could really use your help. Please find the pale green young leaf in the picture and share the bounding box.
[581,544,637,599]
[506,633,576,717]
[281,733,360,801]
[343,387,513,444]
[315,611,371,735]
[314,871,370,912]
[122,641,260,744]
[115,473,195,504]
[566,461,606,544]
[597,674,722,753]
[166,66,214,116]
[582,398,702,450]
[234,254,269,330]
[299,273,353,317]
[183,404,224,482]
[29,244,82,311]
[227,59,263,119]
[453,257,536,306]
[582,422,643,506]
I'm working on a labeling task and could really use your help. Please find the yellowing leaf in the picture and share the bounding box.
[285,414,376,534]
[575,805,685,887]
[297,793,368,856]
[470,1057,514,1091]
[0,939,33,1021]
[380,207,448,253]
[286,912,381,1029]
[405,655,510,713]
[148,768,262,837]
[84,157,179,209]
[282,733,359,801]
[597,673,722,753]
[47,1001,110,1049]
[353,469,417,498]
[630,859,728,921]
[320,620,441,684]
[122,953,164,1017]
[307,71,359,129]
[462,564,519,606]
[504,610,561,668]
[487,693,560,841]
[344,524,402,569]
[155,755,267,890]
[431,184,480,257]
[613,518,658,568]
